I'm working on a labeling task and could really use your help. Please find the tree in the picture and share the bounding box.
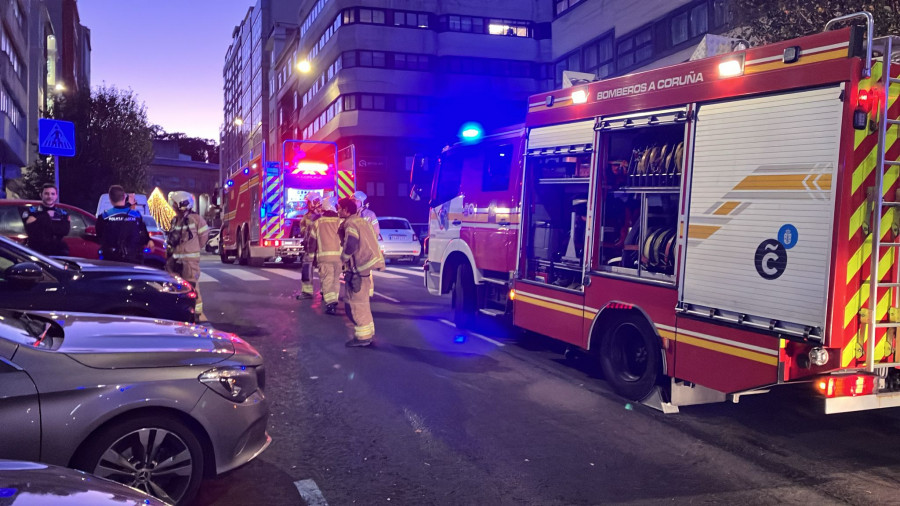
[154,130,220,164]
[732,1,900,44]
[19,86,156,209]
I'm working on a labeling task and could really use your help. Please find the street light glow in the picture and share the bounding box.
[233,117,243,126]
[297,60,311,73]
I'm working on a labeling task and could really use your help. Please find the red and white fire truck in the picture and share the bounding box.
[413,13,900,413]
[220,141,355,266]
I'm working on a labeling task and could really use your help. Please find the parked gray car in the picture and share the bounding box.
[0,309,270,505]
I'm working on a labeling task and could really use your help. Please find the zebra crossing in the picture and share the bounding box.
[198,263,424,284]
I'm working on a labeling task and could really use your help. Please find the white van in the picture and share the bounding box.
[97,193,149,217]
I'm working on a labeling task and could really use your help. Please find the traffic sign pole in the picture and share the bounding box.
[54,155,59,194]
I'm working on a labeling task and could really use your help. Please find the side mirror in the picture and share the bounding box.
[409,154,434,202]
[84,225,97,238]
[6,262,43,284]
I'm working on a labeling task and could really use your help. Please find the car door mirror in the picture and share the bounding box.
[409,154,434,202]
[6,262,43,284]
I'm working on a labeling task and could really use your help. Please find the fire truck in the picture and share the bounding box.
[412,12,900,413]
[220,141,355,266]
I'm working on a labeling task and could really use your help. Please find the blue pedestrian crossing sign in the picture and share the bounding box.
[38,119,76,157]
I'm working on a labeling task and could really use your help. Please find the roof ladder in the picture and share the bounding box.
[866,35,900,371]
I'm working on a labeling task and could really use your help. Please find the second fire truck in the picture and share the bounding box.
[413,13,900,413]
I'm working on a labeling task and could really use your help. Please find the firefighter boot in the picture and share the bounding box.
[325,303,337,315]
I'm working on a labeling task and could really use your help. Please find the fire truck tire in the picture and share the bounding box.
[219,243,234,264]
[599,313,661,401]
[452,264,476,329]
[238,230,249,266]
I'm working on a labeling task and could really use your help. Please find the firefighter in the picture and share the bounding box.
[298,191,322,299]
[167,191,210,322]
[338,197,385,347]
[308,196,342,314]
[22,183,70,256]
[353,190,380,236]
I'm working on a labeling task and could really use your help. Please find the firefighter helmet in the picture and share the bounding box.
[353,190,368,204]
[169,191,195,211]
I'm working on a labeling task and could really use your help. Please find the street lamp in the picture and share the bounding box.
[233,117,243,126]
[54,83,66,92]
[296,60,311,73]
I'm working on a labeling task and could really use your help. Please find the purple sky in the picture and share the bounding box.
[78,0,256,142]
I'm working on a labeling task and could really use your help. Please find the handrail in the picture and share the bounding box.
[824,11,874,78]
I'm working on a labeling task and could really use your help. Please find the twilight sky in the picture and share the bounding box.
[78,0,256,142]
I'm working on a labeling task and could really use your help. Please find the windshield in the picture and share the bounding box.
[143,215,161,231]
[0,235,67,270]
[378,219,411,230]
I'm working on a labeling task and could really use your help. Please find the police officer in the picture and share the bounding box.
[22,183,70,256]
[96,185,149,264]
[167,191,210,322]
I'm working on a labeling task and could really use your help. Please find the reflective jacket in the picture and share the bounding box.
[360,207,380,236]
[341,213,385,275]
[169,212,209,261]
[308,211,342,264]
[300,211,320,253]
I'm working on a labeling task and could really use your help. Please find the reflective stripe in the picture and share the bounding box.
[354,322,375,338]
[197,225,209,234]
[347,227,360,238]
[301,283,314,294]
[323,291,338,303]
[318,251,341,257]
[357,256,382,272]
[172,252,201,259]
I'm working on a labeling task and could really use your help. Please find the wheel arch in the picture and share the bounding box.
[67,406,217,479]
[437,239,479,294]
[586,302,668,377]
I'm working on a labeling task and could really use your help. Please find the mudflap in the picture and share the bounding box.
[641,379,727,414]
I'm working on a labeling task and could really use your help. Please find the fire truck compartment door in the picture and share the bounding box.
[527,119,595,152]
[681,86,842,337]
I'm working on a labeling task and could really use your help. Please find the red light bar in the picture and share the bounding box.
[606,302,633,310]
[816,374,876,398]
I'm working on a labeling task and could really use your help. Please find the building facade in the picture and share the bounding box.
[0,0,30,194]
[224,0,734,220]
[147,140,220,226]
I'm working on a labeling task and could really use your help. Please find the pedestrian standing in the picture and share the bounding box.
[166,191,210,322]
[338,197,385,347]
[22,183,70,256]
[298,192,322,299]
[308,196,342,314]
[96,185,149,264]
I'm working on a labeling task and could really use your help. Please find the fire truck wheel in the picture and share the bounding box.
[599,314,660,401]
[219,244,234,264]
[238,230,249,266]
[452,264,476,329]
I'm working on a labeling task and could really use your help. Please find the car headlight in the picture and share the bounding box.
[199,366,259,402]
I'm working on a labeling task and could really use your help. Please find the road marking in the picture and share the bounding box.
[385,266,424,278]
[373,270,406,279]
[294,479,328,506]
[217,269,269,281]
[438,319,505,347]
[267,269,303,280]
[198,272,219,283]
[374,291,400,303]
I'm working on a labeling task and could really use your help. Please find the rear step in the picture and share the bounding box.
[478,308,505,317]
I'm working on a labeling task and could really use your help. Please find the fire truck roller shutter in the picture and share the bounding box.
[527,119,595,151]
[682,86,842,338]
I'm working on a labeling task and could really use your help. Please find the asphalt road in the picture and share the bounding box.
[191,254,900,506]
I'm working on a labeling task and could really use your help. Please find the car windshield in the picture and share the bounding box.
[0,235,67,270]
[379,219,410,230]
[143,215,161,231]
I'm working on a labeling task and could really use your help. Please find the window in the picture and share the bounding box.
[522,153,591,288]
[554,52,581,88]
[555,0,584,16]
[443,14,529,36]
[379,218,410,230]
[434,153,463,205]
[394,11,429,28]
[358,8,385,24]
[482,144,513,192]
[582,33,614,79]
[617,27,653,70]
[596,117,684,281]
[0,206,24,235]
[671,2,708,46]
[67,212,88,236]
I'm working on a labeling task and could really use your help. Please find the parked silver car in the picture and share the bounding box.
[0,309,270,505]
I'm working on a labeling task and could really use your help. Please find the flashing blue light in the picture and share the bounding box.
[454,334,467,344]
[459,122,484,143]
[143,248,151,253]
[243,167,250,175]
[227,180,234,187]
[0,488,17,498]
